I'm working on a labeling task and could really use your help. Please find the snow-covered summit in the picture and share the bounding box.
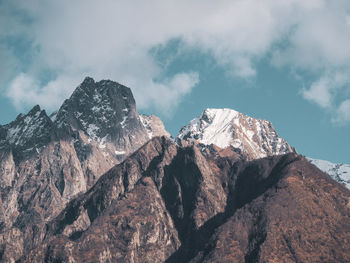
[177,108,293,159]
[308,158,350,189]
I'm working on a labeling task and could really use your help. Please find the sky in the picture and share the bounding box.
[0,0,350,163]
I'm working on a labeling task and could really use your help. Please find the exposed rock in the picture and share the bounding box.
[22,137,181,263]
[188,154,350,263]
[140,114,171,139]
[13,137,350,263]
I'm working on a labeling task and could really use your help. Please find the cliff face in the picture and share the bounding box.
[9,137,350,263]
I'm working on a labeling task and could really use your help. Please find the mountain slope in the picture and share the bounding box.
[177,108,293,160]
[140,114,171,139]
[11,137,350,263]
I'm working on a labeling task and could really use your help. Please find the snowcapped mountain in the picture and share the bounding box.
[177,108,294,159]
[308,158,350,189]
[1,77,350,262]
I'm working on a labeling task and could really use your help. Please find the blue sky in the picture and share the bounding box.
[1,0,350,163]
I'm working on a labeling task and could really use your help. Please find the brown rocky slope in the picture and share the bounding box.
[12,137,350,263]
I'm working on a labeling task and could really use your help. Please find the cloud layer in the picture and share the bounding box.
[1,0,350,121]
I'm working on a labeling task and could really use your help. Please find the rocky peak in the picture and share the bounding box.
[139,114,171,139]
[54,77,146,143]
[177,108,293,160]
[0,104,55,153]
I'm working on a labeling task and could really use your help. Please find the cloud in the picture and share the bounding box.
[134,72,199,116]
[1,0,350,121]
[7,73,82,110]
[334,100,350,123]
[301,72,350,109]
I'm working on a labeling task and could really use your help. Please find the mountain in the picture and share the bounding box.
[1,77,350,262]
[177,108,294,159]
[0,77,170,261]
[12,137,350,263]
[176,108,350,189]
[308,158,350,188]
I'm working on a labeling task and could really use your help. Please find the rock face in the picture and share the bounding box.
[54,77,150,157]
[9,137,350,263]
[308,158,350,189]
[0,77,170,262]
[140,114,171,139]
[177,108,293,160]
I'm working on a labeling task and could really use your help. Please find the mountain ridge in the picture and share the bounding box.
[177,108,294,160]
[0,76,349,262]
[16,137,350,263]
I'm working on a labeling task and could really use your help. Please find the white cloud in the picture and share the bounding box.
[134,72,199,116]
[7,73,82,110]
[334,100,350,123]
[1,0,350,121]
[302,72,350,108]
[302,78,333,108]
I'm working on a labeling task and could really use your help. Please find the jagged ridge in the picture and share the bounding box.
[177,108,293,159]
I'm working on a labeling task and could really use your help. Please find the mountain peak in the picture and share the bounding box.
[82,76,95,84]
[54,77,143,140]
[28,104,41,115]
[177,107,293,159]
[0,105,55,154]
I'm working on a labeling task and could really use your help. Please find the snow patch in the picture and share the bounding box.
[120,116,128,128]
[308,158,350,189]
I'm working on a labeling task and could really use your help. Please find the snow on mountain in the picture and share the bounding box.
[54,77,147,143]
[177,108,293,159]
[0,105,56,157]
[139,114,170,139]
[308,158,350,189]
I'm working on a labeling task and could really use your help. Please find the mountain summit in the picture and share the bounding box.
[177,108,293,159]
[54,77,148,145]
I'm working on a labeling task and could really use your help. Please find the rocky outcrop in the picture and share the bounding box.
[54,77,150,159]
[140,114,171,139]
[177,108,294,160]
[10,137,350,263]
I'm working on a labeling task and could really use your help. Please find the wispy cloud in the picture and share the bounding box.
[334,100,350,124]
[1,0,350,122]
[301,72,350,109]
